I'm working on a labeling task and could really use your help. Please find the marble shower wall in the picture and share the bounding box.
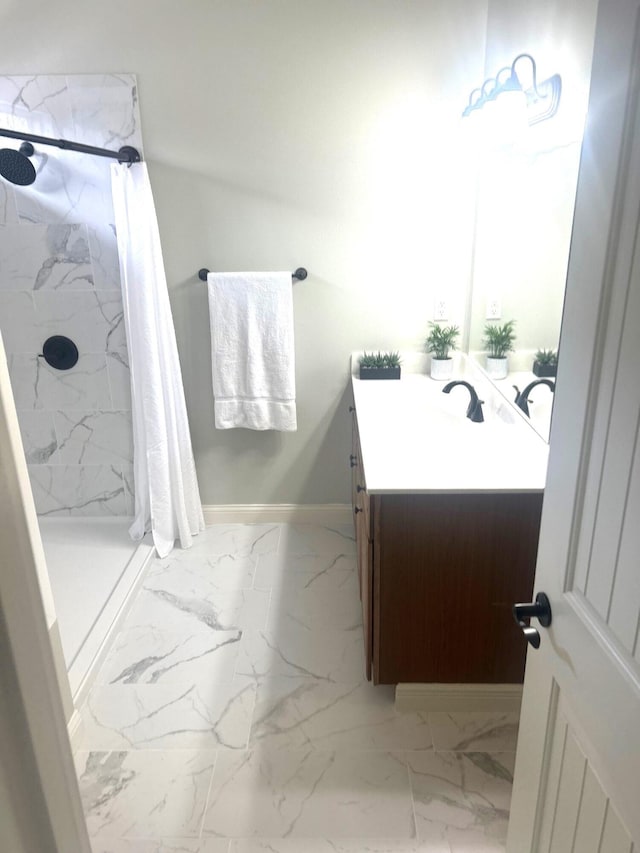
[0,74,143,515]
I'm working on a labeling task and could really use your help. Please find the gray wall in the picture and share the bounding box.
[0,0,488,506]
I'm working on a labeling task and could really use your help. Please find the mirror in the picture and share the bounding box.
[467,133,582,441]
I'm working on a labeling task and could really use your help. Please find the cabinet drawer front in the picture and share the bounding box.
[350,409,369,522]
[350,410,364,507]
[352,488,371,537]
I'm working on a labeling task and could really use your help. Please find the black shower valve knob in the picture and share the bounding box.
[39,335,79,371]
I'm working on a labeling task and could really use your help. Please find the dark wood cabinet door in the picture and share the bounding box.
[374,492,542,684]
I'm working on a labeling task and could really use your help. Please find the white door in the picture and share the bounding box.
[0,337,91,851]
[507,0,640,849]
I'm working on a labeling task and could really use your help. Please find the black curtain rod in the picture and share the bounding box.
[198,267,308,282]
[0,127,141,164]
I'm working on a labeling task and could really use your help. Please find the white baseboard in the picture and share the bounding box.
[202,503,353,525]
[395,683,523,713]
[67,709,85,751]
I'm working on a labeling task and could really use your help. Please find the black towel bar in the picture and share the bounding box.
[198,267,307,282]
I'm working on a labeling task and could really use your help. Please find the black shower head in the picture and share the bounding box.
[0,145,36,186]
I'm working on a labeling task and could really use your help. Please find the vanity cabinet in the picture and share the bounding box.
[350,409,542,685]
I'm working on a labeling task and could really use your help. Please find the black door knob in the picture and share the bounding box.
[513,592,552,649]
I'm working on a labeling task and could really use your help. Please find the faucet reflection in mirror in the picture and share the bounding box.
[514,379,556,418]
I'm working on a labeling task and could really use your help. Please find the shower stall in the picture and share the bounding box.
[38,518,153,699]
[0,73,153,706]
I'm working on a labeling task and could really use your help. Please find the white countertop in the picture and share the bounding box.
[351,353,549,494]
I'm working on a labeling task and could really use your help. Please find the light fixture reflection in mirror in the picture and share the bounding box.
[462,53,562,129]
[463,56,572,445]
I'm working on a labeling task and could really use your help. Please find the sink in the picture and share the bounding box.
[351,352,548,494]
[372,377,517,432]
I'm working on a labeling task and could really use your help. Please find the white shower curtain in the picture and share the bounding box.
[111,162,204,558]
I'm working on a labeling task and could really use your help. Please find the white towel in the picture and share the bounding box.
[208,271,297,431]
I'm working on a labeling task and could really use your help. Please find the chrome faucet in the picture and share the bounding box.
[442,380,485,422]
[513,379,555,417]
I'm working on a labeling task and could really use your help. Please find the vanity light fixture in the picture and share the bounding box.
[462,53,562,126]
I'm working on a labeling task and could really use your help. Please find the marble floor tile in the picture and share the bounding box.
[428,713,519,752]
[74,523,519,851]
[236,625,366,683]
[17,409,58,463]
[277,524,356,556]
[228,842,448,853]
[148,553,257,593]
[249,679,432,751]
[0,179,18,226]
[29,463,128,517]
[68,72,140,149]
[408,750,515,849]
[266,569,361,632]
[125,586,271,634]
[79,680,256,750]
[9,352,112,410]
[253,553,357,588]
[202,749,415,839]
[0,222,93,290]
[446,829,507,851]
[96,623,242,686]
[76,750,216,838]
[180,524,281,558]
[106,349,132,409]
[119,464,134,515]
[54,410,133,466]
[0,290,38,350]
[91,840,230,853]
[33,289,127,352]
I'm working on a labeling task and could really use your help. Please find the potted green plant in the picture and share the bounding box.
[424,322,460,380]
[359,351,402,380]
[533,348,558,378]
[483,320,516,379]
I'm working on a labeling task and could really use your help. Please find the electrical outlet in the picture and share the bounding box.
[486,297,502,319]
[434,299,448,321]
